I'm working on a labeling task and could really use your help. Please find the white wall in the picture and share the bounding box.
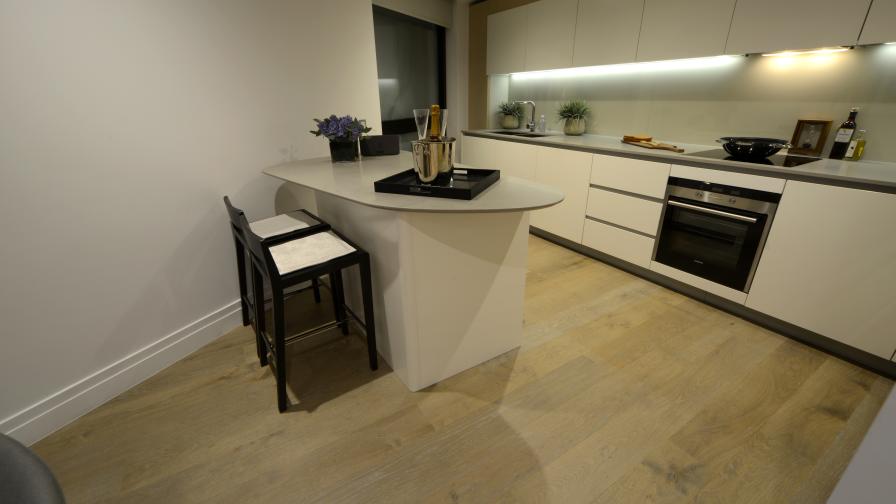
[505,45,896,161]
[0,0,382,445]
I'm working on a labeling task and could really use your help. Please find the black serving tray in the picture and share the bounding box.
[374,168,500,200]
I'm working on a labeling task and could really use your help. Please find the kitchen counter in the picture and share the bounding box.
[464,130,896,193]
[262,151,561,392]
[263,151,563,212]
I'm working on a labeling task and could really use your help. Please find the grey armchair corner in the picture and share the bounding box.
[0,434,65,504]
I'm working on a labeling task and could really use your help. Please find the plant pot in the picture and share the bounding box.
[563,117,586,136]
[329,139,359,162]
[500,115,520,129]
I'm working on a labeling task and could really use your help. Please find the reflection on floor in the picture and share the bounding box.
[33,235,893,503]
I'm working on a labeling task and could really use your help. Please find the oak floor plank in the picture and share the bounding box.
[503,319,784,503]
[788,375,892,504]
[688,358,876,504]
[31,235,892,504]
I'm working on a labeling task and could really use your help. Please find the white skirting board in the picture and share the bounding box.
[0,301,242,446]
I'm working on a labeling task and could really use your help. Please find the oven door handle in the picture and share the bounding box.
[667,199,758,223]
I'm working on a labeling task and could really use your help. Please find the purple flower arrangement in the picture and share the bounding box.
[310,115,372,142]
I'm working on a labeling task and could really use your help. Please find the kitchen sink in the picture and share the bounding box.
[491,131,555,138]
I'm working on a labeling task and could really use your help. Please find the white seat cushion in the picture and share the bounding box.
[249,210,320,239]
[268,232,355,274]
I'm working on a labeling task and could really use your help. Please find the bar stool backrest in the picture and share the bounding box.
[223,196,279,283]
[223,196,246,244]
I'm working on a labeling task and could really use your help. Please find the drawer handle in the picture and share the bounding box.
[667,200,757,223]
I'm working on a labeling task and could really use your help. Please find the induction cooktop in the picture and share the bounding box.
[686,149,821,167]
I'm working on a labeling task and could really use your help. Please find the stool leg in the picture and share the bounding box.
[234,238,250,326]
[330,271,349,335]
[312,277,321,304]
[272,288,289,413]
[359,254,377,371]
[252,266,268,367]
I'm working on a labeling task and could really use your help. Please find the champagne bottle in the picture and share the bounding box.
[829,108,858,159]
[429,104,441,140]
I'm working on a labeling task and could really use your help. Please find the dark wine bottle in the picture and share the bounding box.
[829,108,858,159]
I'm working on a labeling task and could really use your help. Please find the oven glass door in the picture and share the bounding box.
[654,197,767,291]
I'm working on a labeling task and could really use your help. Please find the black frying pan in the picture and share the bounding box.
[717,137,791,160]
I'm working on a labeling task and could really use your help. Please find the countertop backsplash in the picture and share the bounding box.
[495,44,896,163]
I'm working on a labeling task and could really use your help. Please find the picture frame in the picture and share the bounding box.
[790,119,832,157]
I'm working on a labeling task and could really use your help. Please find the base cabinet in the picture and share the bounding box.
[531,147,593,243]
[462,135,537,181]
[583,220,654,269]
[746,182,896,360]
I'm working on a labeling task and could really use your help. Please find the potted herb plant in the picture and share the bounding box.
[498,102,523,129]
[558,100,590,136]
[310,115,372,162]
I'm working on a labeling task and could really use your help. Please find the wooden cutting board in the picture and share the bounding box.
[621,139,685,153]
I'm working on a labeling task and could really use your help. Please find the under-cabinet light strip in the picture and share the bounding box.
[509,55,742,81]
[761,47,851,57]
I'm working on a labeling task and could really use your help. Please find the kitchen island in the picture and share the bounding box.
[263,152,563,391]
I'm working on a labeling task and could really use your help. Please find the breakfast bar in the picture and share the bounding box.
[263,152,563,391]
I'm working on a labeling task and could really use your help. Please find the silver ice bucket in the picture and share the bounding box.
[411,138,456,184]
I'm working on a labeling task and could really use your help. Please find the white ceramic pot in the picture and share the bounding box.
[500,115,520,129]
[563,117,586,136]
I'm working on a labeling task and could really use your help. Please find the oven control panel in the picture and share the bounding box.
[694,190,738,205]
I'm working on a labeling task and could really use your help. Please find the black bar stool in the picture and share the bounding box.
[225,202,329,329]
[225,197,378,412]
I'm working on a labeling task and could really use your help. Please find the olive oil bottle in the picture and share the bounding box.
[845,130,866,161]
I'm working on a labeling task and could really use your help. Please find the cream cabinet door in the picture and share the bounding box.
[726,0,872,55]
[860,0,896,45]
[573,0,644,67]
[486,6,528,75]
[524,0,579,71]
[636,0,736,61]
[583,220,654,269]
[531,147,592,242]
[591,154,670,198]
[746,182,896,360]
[461,135,537,181]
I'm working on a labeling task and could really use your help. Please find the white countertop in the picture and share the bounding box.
[465,130,896,192]
[262,151,564,213]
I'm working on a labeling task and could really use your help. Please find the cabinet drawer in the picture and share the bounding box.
[586,188,663,236]
[590,154,670,199]
[582,219,654,269]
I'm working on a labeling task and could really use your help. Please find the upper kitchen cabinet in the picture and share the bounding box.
[746,182,896,360]
[486,6,527,74]
[726,0,872,55]
[573,0,645,67]
[525,0,579,71]
[636,0,737,62]
[860,0,896,45]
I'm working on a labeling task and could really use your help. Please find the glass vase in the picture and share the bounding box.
[329,140,359,162]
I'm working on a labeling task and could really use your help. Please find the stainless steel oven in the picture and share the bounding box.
[653,177,781,292]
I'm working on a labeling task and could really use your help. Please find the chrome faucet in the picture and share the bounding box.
[514,100,536,131]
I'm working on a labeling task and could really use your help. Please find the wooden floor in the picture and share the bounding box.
[34,236,892,503]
